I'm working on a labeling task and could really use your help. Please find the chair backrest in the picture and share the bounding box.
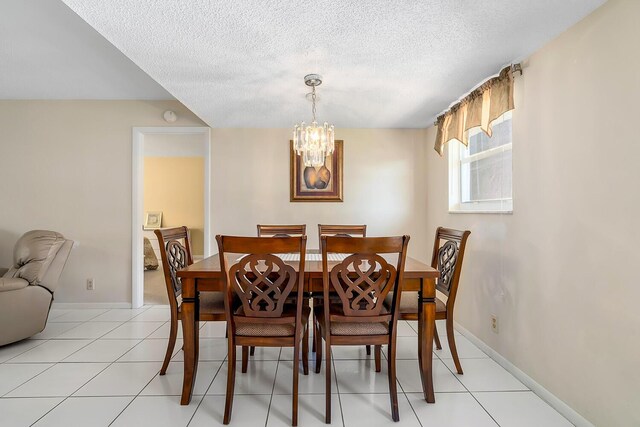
[155,227,194,309]
[257,224,306,238]
[217,236,307,329]
[318,224,366,244]
[321,236,409,324]
[430,227,471,306]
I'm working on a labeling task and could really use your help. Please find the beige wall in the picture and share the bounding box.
[144,157,205,254]
[424,1,640,425]
[0,100,206,303]
[210,128,430,261]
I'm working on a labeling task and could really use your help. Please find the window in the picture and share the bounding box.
[448,111,513,213]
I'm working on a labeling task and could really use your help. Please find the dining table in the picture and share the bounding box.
[176,251,439,406]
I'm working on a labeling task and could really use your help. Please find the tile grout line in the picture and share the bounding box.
[186,352,227,426]
[438,353,503,427]
[331,350,347,427]
[264,347,283,427]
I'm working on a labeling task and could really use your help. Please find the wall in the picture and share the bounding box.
[211,128,430,260]
[423,1,640,425]
[0,100,206,304]
[144,157,205,254]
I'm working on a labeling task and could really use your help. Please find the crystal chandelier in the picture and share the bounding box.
[293,74,335,167]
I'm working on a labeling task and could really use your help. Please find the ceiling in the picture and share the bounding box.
[0,0,172,100]
[12,1,605,127]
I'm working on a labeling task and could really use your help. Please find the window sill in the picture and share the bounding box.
[448,200,513,214]
[448,209,513,215]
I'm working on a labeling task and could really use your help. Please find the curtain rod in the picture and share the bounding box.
[433,63,522,125]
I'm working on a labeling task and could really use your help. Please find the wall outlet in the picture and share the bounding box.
[490,314,499,333]
[86,278,95,291]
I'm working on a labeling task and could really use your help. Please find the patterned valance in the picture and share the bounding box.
[434,65,516,155]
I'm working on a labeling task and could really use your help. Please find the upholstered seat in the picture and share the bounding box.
[0,230,73,346]
[384,292,446,314]
[314,306,388,335]
[236,306,311,337]
[178,291,226,314]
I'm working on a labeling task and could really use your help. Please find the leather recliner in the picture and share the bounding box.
[0,230,73,346]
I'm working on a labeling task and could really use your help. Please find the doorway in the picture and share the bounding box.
[131,127,211,308]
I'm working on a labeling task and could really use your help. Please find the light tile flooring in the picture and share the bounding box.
[0,306,574,427]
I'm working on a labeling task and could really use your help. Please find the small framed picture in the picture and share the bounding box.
[290,140,344,202]
[144,211,163,229]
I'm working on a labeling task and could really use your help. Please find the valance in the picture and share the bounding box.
[434,65,516,155]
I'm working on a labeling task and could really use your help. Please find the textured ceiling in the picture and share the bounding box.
[61,0,604,127]
[0,0,171,100]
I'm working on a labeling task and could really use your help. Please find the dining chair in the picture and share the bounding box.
[257,224,306,237]
[217,235,310,426]
[315,235,410,423]
[317,224,366,242]
[386,227,470,374]
[316,224,370,354]
[155,227,227,375]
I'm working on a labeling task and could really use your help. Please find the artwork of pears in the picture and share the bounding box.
[290,140,343,202]
[303,164,331,189]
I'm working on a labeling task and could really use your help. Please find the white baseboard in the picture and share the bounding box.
[455,322,594,427]
[52,302,132,309]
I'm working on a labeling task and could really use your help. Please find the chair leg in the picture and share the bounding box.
[293,334,301,426]
[366,345,371,355]
[302,324,309,375]
[160,316,178,375]
[315,322,323,374]
[250,346,255,356]
[311,298,316,353]
[241,346,249,373]
[374,345,382,373]
[433,323,442,350]
[223,342,236,424]
[387,338,400,422]
[446,317,463,374]
[325,338,332,424]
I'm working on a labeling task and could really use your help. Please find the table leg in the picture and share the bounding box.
[180,278,199,405]
[417,281,436,403]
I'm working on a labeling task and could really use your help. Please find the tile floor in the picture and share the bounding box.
[0,306,574,426]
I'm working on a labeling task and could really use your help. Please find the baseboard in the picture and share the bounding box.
[454,322,594,427]
[51,302,132,309]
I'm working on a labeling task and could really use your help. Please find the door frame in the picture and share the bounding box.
[131,126,211,308]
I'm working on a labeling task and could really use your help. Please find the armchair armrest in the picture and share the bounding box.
[0,277,29,292]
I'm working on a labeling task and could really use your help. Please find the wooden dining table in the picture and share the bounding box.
[176,252,439,406]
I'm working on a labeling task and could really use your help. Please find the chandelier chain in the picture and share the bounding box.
[311,85,317,123]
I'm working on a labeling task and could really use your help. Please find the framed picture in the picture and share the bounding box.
[290,140,343,202]
[144,211,163,229]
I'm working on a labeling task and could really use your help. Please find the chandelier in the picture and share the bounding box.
[293,74,335,167]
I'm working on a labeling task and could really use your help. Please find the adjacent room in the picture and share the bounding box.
[0,1,637,426]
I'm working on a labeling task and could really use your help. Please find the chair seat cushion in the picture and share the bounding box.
[314,306,389,336]
[0,277,30,292]
[235,305,310,337]
[384,292,446,314]
[178,292,225,315]
[199,291,225,314]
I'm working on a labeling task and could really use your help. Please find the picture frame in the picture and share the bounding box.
[144,211,163,229]
[290,140,343,202]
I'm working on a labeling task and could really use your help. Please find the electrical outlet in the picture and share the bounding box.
[490,314,498,333]
[86,278,95,291]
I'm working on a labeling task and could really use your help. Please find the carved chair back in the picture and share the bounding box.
[257,224,306,238]
[318,224,366,244]
[321,236,410,325]
[217,236,307,331]
[155,227,194,311]
[430,227,471,308]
